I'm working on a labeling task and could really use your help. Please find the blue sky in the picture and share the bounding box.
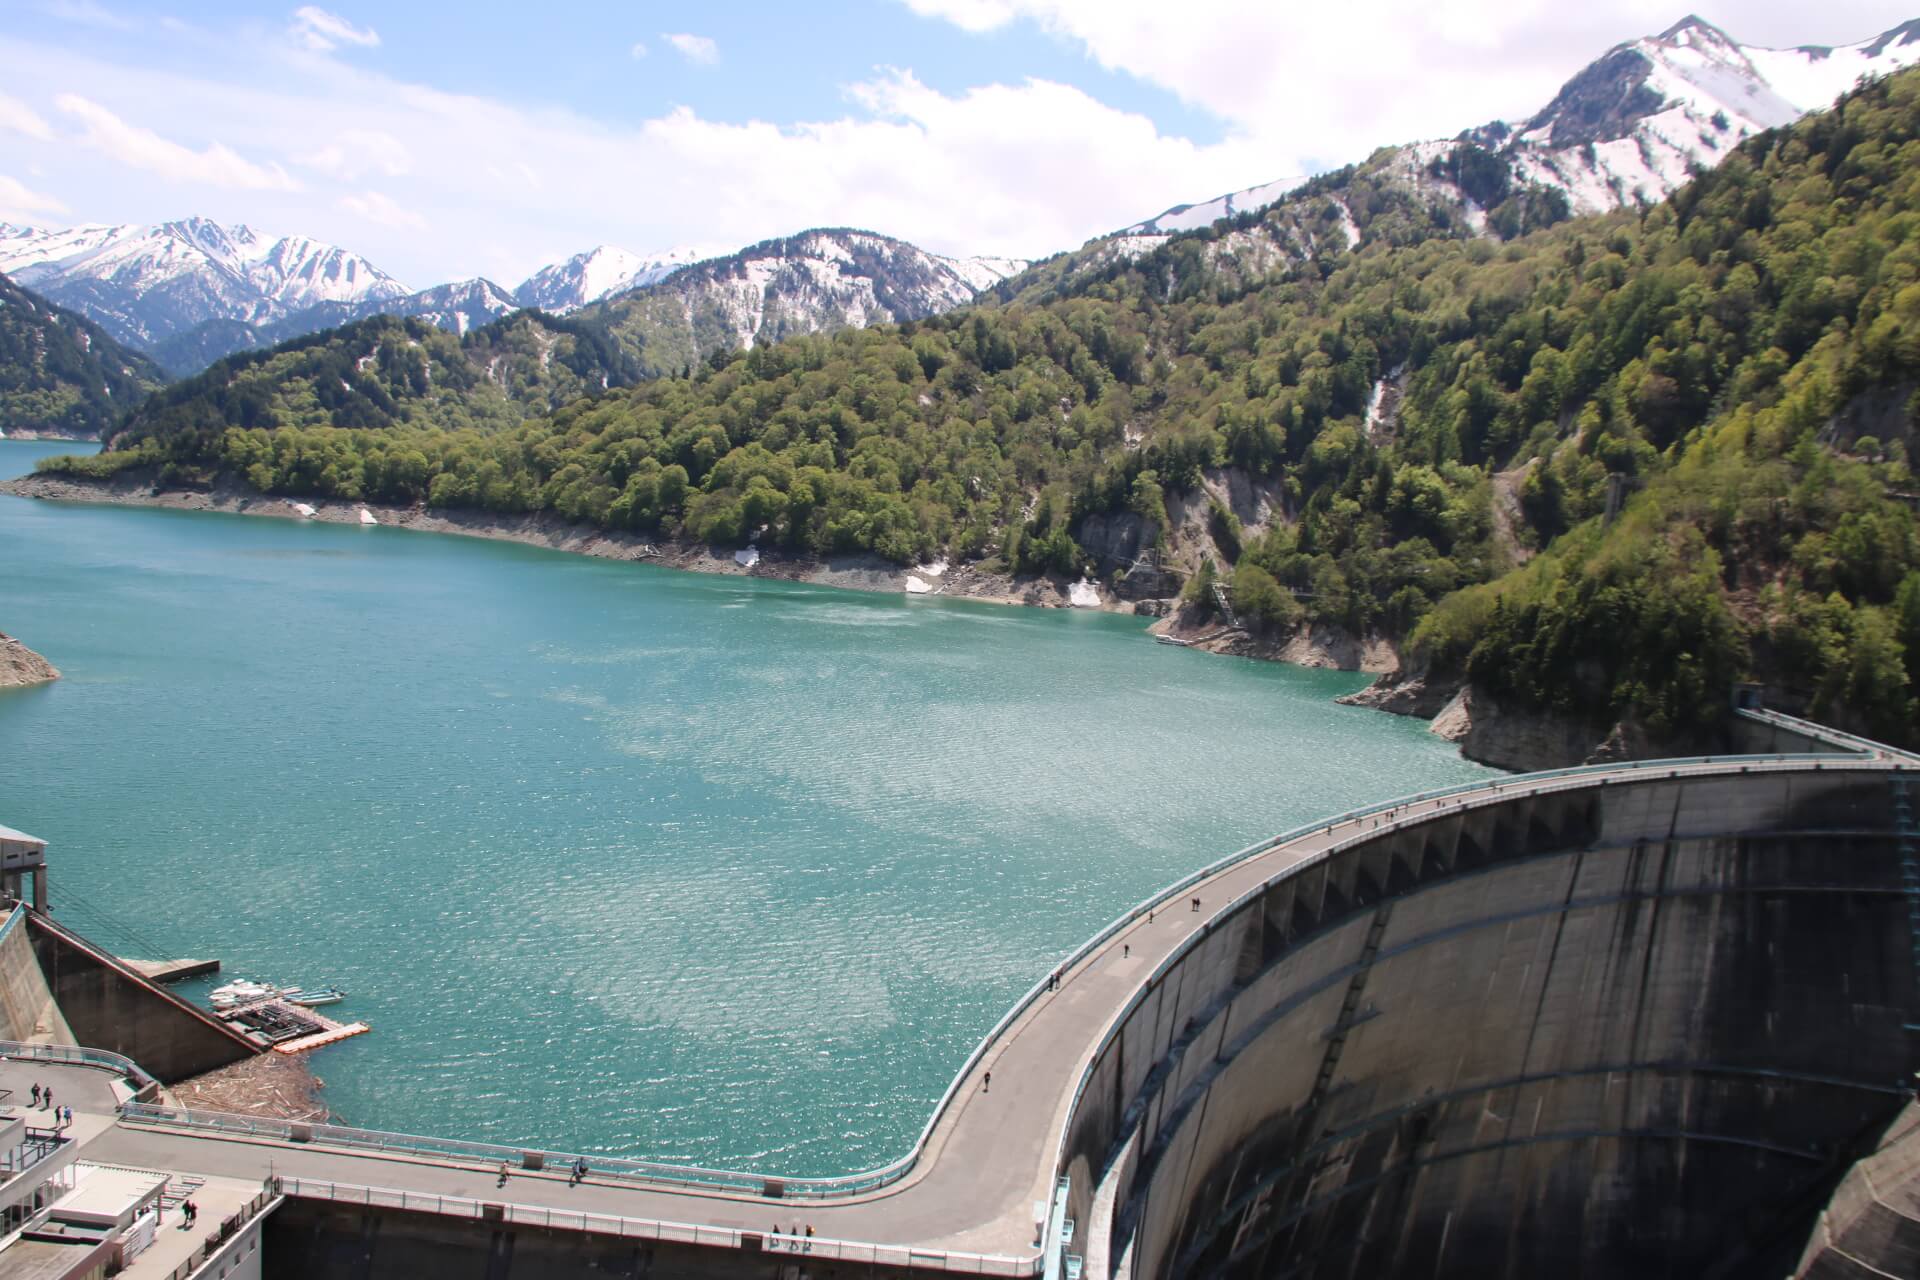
[3,0,1916,288]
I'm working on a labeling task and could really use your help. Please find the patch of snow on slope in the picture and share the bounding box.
[1123,173,1307,235]
[937,255,1031,292]
[1745,24,1920,112]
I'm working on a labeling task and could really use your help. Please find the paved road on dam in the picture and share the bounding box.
[26,750,1915,1264]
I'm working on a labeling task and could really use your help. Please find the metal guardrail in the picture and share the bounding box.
[135,750,1890,1272]
[1733,706,1920,762]
[0,904,23,946]
[156,1185,278,1280]
[273,1176,1038,1275]
[0,1039,159,1097]
[119,747,1906,1207]
[119,1104,775,1196]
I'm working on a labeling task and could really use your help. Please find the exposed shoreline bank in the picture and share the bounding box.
[0,470,1120,614]
[5,469,1640,769]
[0,630,59,688]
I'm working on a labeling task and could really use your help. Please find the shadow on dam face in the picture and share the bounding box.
[1075,772,1919,1280]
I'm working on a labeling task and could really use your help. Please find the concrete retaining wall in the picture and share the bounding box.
[1065,768,1917,1280]
[26,912,257,1083]
[0,909,72,1045]
[263,1200,938,1280]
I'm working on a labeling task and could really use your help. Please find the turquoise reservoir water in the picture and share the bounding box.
[0,439,1493,1173]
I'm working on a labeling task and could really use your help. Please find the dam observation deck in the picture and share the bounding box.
[3,708,1919,1278]
[0,824,46,913]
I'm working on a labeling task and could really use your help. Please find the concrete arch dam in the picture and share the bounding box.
[1063,760,1919,1280]
[32,731,1920,1279]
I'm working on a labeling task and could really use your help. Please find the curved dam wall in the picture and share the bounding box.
[1061,765,1919,1280]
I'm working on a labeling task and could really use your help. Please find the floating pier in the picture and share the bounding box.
[214,994,370,1055]
[273,1021,371,1054]
[125,957,220,983]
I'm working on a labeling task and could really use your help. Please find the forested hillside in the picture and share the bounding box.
[41,68,1920,743]
[0,271,163,437]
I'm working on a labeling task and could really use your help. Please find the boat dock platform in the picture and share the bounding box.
[273,1020,371,1054]
[125,957,220,982]
[217,997,369,1055]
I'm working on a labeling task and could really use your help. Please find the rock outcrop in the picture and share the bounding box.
[0,632,59,688]
[1341,668,1680,770]
[1428,686,1605,771]
[1336,667,1461,718]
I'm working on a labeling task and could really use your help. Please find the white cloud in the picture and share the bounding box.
[297,128,412,180]
[55,94,301,190]
[39,0,137,31]
[891,0,1719,171]
[629,40,647,59]
[661,32,719,66]
[5,3,1909,287]
[337,189,427,231]
[291,6,379,54]
[0,174,67,221]
[0,94,54,141]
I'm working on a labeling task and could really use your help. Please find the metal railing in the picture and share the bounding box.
[1734,706,1920,762]
[0,1039,159,1098]
[273,1176,1038,1275]
[119,749,1909,1209]
[155,1184,278,1280]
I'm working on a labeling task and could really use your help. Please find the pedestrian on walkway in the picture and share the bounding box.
[570,1156,588,1185]
[43,1088,51,1112]
[29,1083,38,1107]
[1123,944,1130,958]
[1191,897,1200,912]
[983,1070,991,1094]
[497,1161,510,1186]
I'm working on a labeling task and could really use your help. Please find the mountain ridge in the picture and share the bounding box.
[0,217,1031,379]
[0,269,163,438]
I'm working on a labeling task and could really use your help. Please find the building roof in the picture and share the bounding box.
[0,825,45,848]
[0,1236,114,1280]
[51,1166,166,1226]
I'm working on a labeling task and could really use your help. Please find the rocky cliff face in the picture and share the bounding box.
[1340,669,1676,769]
[0,632,59,688]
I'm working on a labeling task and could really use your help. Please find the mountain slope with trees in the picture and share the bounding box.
[28,66,1920,749]
[0,271,164,438]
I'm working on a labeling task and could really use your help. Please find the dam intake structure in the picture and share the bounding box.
[0,707,1917,1278]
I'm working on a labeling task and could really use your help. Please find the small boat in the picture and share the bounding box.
[209,979,277,1009]
[285,987,346,1007]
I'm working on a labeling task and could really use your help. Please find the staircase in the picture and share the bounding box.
[1210,582,1239,629]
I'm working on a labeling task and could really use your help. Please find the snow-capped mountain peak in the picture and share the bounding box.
[513,243,718,313]
[1491,16,1920,213]
[1108,14,1920,256]
[0,218,405,350]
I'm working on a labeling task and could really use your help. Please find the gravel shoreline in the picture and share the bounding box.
[0,470,1117,613]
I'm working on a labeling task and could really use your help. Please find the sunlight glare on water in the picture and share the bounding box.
[0,440,1493,1173]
